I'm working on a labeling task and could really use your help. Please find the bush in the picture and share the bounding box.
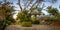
[6,17,14,25]
[32,20,40,24]
[21,22,32,27]
[17,10,31,22]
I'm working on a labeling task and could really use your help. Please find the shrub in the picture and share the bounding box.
[17,10,31,22]
[6,17,14,25]
[21,21,32,27]
[0,17,14,30]
[32,20,40,24]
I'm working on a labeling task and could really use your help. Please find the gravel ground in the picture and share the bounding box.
[5,25,60,30]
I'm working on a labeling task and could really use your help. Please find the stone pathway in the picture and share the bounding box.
[5,25,60,30]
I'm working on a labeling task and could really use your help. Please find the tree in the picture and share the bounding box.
[46,6,60,24]
[17,10,31,22]
[17,0,57,11]
[17,0,58,18]
[0,1,15,30]
[47,6,59,15]
[17,0,58,24]
[31,6,42,20]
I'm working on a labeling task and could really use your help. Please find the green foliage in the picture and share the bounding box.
[0,2,15,30]
[17,10,31,22]
[32,20,40,24]
[5,17,14,25]
[53,17,60,22]
[0,17,14,30]
[47,6,59,15]
[17,10,32,27]
[46,6,60,24]
[0,2,15,25]
[21,21,32,27]
[46,16,60,24]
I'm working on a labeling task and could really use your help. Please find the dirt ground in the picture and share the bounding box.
[5,25,60,30]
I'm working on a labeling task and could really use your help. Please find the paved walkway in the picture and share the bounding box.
[5,25,60,30]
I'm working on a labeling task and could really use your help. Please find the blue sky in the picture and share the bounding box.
[0,0,60,19]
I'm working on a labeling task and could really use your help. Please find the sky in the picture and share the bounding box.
[0,0,60,19]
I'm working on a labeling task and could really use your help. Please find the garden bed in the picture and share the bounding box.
[51,22,60,26]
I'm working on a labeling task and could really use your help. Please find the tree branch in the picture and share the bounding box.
[24,0,32,10]
[18,0,22,11]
